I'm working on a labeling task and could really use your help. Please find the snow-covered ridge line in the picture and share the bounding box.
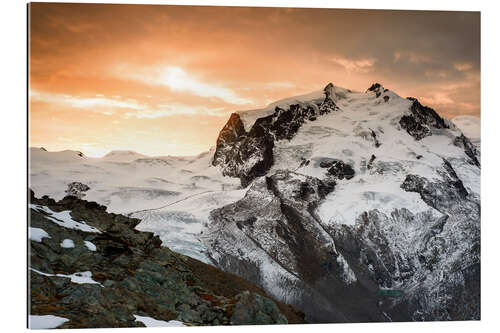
[236,84,353,132]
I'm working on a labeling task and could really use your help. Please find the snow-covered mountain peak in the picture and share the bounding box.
[213,81,479,189]
[234,82,410,134]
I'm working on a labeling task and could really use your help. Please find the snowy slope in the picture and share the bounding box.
[266,88,479,225]
[29,147,240,214]
[29,147,242,261]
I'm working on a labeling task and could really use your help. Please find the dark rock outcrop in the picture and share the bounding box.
[65,182,90,199]
[367,83,384,98]
[367,154,376,170]
[29,192,304,328]
[399,98,448,140]
[212,83,339,187]
[212,114,275,187]
[230,291,288,325]
[453,134,480,167]
[401,159,469,213]
[327,160,355,180]
[371,130,381,148]
[367,83,382,92]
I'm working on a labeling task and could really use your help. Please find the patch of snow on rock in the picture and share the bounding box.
[336,253,357,284]
[30,268,103,287]
[29,315,69,329]
[84,240,97,251]
[29,204,101,233]
[133,315,186,327]
[29,227,50,242]
[60,239,75,248]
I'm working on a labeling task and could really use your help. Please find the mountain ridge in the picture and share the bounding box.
[203,82,480,322]
[29,81,481,324]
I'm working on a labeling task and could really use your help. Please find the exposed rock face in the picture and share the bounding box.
[230,291,288,325]
[65,182,90,199]
[29,192,304,328]
[453,134,480,167]
[327,160,355,180]
[202,171,399,323]
[371,129,381,147]
[398,160,480,320]
[212,115,275,187]
[202,161,480,322]
[399,98,448,140]
[212,83,339,187]
[367,154,377,169]
[367,82,384,98]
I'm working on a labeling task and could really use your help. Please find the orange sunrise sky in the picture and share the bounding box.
[28,3,480,157]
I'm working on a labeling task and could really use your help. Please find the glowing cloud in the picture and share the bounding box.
[118,65,253,106]
[30,90,229,119]
[30,90,145,114]
[454,62,473,72]
[330,57,375,73]
[124,104,227,119]
[393,51,431,64]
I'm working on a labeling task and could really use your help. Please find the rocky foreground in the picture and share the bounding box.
[28,190,305,328]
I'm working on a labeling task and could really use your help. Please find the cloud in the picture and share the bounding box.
[30,90,144,114]
[117,65,254,106]
[330,57,376,73]
[124,104,227,119]
[393,51,431,64]
[30,89,229,119]
[421,92,455,105]
[424,70,448,79]
[454,62,473,72]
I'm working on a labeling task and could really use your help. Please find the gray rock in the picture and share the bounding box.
[231,291,288,325]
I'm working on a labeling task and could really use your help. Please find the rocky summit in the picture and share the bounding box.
[29,81,480,325]
[212,83,339,187]
[28,190,304,328]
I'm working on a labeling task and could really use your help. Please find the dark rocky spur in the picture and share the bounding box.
[212,83,339,187]
[29,190,304,328]
[399,97,448,141]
